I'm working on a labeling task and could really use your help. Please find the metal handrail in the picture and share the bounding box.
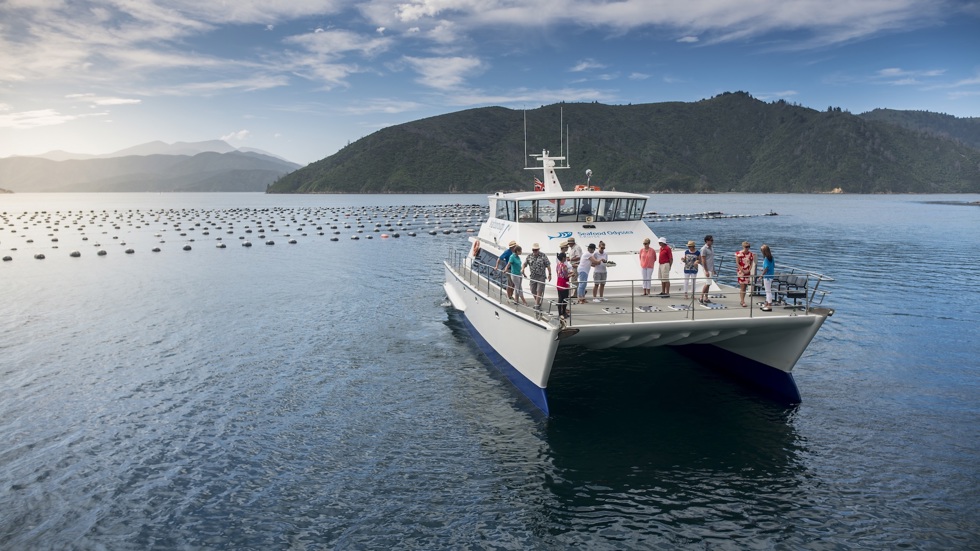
[447,247,833,323]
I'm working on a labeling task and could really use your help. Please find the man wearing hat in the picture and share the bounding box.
[522,243,551,310]
[496,240,518,301]
[682,240,702,299]
[638,237,656,295]
[657,237,673,297]
[566,237,582,298]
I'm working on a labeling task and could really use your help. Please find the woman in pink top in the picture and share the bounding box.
[638,237,656,295]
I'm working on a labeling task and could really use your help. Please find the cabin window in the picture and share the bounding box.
[536,200,558,222]
[517,200,537,222]
[495,199,516,221]
[626,199,646,220]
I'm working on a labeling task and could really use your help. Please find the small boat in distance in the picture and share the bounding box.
[443,149,833,414]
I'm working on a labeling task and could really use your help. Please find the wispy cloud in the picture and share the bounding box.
[0,109,108,129]
[755,90,799,101]
[446,87,613,107]
[569,59,606,72]
[404,55,483,90]
[221,129,251,142]
[341,99,423,115]
[66,93,142,106]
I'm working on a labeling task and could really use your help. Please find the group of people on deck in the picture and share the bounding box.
[492,234,778,317]
[641,235,776,310]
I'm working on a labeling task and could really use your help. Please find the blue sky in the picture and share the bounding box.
[1,0,978,165]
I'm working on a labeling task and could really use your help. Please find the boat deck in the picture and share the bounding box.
[452,256,832,328]
[509,286,821,327]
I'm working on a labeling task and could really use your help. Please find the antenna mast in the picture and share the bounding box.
[559,106,563,164]
[523,108,528,168]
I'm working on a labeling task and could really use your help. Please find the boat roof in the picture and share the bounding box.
[492,190,647,200]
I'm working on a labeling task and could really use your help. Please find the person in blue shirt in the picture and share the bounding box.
[760,244,775,311]
[508,245,528,306]
[495,240,518,301]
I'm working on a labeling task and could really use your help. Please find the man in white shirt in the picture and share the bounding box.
[699,235,715,304]
[576,243,595,304]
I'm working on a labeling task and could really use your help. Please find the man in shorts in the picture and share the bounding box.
[699,235,715,304]
[522,243,551,310]
[591,241,608,302]
[657,237,673,297]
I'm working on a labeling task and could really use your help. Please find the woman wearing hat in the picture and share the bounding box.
[638,237,656,295]
[682,240,701,299]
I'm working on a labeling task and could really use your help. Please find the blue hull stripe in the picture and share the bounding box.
[676,344,802,404]
[459,314,550,415]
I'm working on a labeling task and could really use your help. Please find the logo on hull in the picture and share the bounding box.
[548,231,573,240]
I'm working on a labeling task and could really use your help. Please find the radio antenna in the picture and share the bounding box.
[523,108,527,168]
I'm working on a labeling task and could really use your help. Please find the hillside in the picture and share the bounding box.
[269,93,980,194]
[859,109,980,149]
[0,150,301,192]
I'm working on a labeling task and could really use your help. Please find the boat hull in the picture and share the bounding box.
[445,261,829,413]
[444,264,560,413]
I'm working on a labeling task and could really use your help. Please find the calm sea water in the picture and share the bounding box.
[2,192,978,550]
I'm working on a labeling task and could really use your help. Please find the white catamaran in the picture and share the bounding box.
[444,149,833,414]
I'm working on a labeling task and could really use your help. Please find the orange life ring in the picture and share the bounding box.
[471,240,481,256]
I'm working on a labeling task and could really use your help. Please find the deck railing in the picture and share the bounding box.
[446,248,833,325]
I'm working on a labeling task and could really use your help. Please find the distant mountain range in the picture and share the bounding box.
[269,92,980,194]
[0,141,300,192]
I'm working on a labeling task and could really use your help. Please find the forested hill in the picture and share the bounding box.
[269,92,980,194]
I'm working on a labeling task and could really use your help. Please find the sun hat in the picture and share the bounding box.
[687,240,696,247]
[559,241,568,248]
[508,240,517,247]
[567,237,576,242]
[532,243,540,249]
[658,237,667,244]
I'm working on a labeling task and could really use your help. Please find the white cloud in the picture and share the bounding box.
[221,129,251,142]
[341,99,423,115]
[677,36,699,43]
[404,55,483,90]
[65,93,142,106]
[0,108,107,129]
[446,87,613,107]
[755,90,799,101]
[569,59,605,72]
[628,72,651,80]
[872,67,947,86]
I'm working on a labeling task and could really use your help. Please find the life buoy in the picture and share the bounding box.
[471,240,481,256]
